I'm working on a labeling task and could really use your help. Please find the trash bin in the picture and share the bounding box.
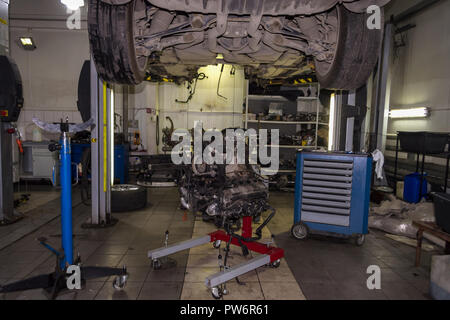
[404,173,428,204]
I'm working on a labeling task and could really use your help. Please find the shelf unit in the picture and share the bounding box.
[244,83,330,185]
[247,120,330,126]
[244,83,329,150]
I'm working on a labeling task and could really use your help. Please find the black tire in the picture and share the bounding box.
[77,60,91,122]
[88,0,147,85]
[315,5,384,90]
[111,184,147,212]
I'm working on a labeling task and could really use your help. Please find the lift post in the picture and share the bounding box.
[0,122,17,224]
[83,58,117,228]
[0,54,24,226]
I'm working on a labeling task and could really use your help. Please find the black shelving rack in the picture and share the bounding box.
[393,132,450,198]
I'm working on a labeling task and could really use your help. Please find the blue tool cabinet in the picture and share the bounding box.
[292,151,372,245]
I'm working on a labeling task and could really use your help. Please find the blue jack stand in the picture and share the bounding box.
[0,118,128,299]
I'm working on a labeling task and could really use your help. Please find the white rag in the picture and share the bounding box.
[372,149,385,180]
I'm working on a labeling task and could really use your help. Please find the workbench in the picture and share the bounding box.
[413,220,450,267]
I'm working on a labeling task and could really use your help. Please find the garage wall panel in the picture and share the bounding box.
[386,0,450,134]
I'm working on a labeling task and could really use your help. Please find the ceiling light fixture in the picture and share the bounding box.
[389,107,430,119]
[60,0,85,11]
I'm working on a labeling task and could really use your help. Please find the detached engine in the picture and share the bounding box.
[179,152,271,229]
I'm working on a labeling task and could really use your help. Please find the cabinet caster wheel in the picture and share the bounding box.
[211,287,223,300]
[213,240,222,249]
[152,259,161,270]
[112,274,128,290]
[291,222,309,240]
[271,259,281,268]
[355,234,365,247]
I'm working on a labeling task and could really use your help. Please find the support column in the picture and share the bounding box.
[0,0,19,225]
[0,123,14,223]
[371,23,393,152]
[85,59,115,227]
[123,86,129,143]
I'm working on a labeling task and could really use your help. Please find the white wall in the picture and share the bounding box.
[159,64,245,130]
[128,83,158,154]
[129,64,246,154]
[386,0,450,134]
[383,0,450,168]
[9,0,88,140]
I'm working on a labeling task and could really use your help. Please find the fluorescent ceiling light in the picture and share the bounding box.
[61,0,85,11]
[389,107,430,119]
[19,37,36,50]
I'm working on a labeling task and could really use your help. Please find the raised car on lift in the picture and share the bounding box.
[88,0,390,90]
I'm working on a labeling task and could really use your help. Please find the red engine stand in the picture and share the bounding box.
[208,216,284,263]
[148,215,284,295]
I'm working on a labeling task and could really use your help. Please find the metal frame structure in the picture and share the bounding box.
[86,59,116,227]
[148,216,284,296]
[0,121,16,224]
[0,0,22,225]
[371,23,393,152]
[0,0,9,223]
[393,134,450,196]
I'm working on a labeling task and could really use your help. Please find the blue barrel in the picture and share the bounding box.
[404,173,428,203]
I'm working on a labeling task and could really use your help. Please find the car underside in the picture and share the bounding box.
[89,0,390,89]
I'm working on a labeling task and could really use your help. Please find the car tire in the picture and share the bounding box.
[314,5,384,90]
[88,0,147,85]
[111,184,147,212]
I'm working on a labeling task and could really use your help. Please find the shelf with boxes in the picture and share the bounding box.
[244,83,331,190]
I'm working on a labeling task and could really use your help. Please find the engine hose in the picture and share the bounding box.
[223,234,233,267]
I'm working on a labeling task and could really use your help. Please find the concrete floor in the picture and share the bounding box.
[0,187,441,300]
